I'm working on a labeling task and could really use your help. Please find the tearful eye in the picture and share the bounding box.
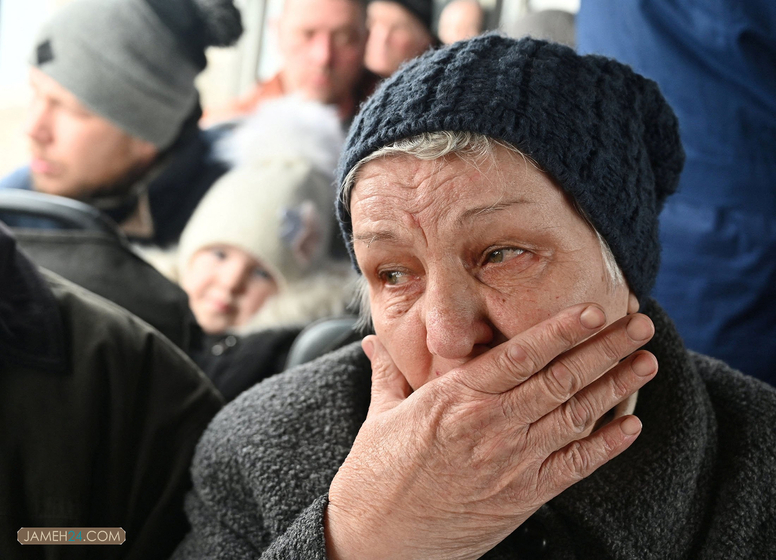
[485,247,525,264]
[380,270,412,286]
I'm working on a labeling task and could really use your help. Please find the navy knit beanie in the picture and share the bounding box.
[336,33,685,300]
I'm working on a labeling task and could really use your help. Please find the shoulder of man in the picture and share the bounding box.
[200,73,286,127]
[42,268,222,411]
[0,165,32,191]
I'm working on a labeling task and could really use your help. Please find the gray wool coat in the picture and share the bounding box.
[173,299,776,559]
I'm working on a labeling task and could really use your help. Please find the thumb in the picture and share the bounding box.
[362,335,412,418]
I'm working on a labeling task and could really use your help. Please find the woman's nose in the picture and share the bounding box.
[423,274,493,360]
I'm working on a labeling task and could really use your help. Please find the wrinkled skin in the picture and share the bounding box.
[324,149,658,559]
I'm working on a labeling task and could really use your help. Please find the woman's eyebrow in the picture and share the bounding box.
[353,230,398,247]
[457,199,533,224]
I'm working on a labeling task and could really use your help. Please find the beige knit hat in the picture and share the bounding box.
[177,158,334,289]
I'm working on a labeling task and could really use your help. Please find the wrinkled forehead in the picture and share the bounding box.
[351,149,579,223]
[346,139,550,209]
[281,0,367,27]
[347,145,603,250]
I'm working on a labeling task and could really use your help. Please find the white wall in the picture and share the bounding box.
[0,0,62,175]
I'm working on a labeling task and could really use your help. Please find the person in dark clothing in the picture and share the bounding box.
[577,0,776,385]
[172,36,776,559]
[190,328,301,403]
[0,0,242,247]
[0,222,223,559]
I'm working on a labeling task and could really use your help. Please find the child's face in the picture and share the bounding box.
[182,245,279,334]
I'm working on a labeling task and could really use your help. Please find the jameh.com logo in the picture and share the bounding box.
[18,527,126,545]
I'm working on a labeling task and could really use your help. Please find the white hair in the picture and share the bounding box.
[344,131,627,331]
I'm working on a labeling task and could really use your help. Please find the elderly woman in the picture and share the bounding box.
[173,35,776,559]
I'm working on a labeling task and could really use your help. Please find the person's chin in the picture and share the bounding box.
[200,316,231,336]
[30,173,70,197]
[299,81,337,102]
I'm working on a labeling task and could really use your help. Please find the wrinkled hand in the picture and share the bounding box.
[325,303,657,560]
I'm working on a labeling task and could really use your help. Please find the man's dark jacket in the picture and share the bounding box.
[0,224,223,559]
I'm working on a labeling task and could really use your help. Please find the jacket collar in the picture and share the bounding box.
[0,223,67,373]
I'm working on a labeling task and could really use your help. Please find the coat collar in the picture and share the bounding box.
[550,298,717,557]
[0,223,67,373]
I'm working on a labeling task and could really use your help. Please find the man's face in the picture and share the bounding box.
[277,0,368,105]
[25,68,157,199]
[364,1,433,77]
[350,146,633,390]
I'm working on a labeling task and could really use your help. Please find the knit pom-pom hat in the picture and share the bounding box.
[336,33,685,300]
[31,0,242,149]
[178,98,345,289]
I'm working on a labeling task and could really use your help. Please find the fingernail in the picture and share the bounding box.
[361,337,375,360]
[621,416,642,436]
[632,353,656,377]
[626,316,654,341]
[580,306,606,329]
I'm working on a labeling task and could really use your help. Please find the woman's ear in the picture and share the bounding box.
[627,292,640,314]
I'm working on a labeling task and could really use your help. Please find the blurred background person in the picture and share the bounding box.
[146,98,356,402]
[0,0,242,247]
[364,0,437,78]
[577,0,776,385]
[438,0,484,44]
[205,0,377,127]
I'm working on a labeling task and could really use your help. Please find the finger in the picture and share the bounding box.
[452,303,608,395]
[627,293,640,314]
[529,350,657,456]
[363,335,412,418]
[507,313,655,425]
[535,414,642,498]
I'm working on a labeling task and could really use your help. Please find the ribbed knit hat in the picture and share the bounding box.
[31,0,242,150]
[336,33,685,300]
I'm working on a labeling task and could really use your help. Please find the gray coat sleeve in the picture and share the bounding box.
[170,406,331,559]
[172,344,370,559]
[173,485,329,559]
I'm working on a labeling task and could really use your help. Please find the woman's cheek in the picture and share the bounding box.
[373,279,422,318]
[482,288,554,339]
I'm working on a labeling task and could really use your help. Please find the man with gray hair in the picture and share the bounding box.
[0,0,242,247]
[206,0,378,127]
